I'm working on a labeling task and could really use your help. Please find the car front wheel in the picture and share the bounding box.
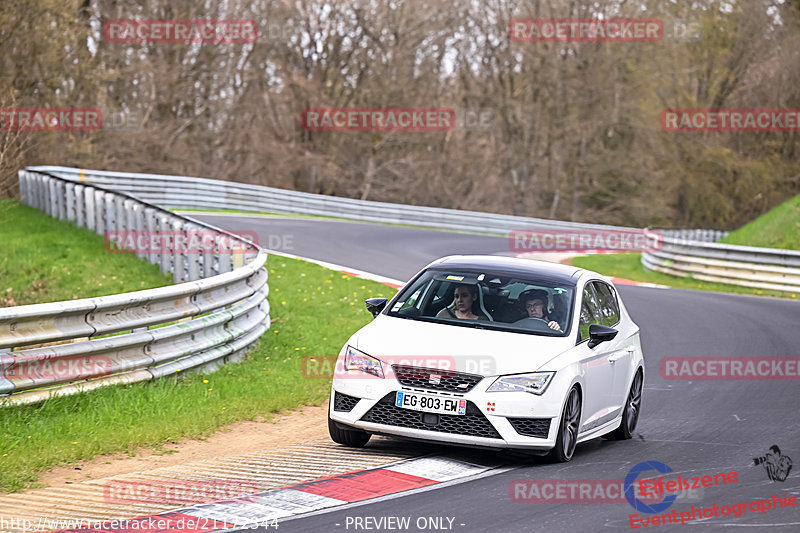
[548,386,581,462]
[608,368,643,440]
[328,414,371,447]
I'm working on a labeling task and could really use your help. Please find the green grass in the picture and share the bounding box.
[571,253,797,299]
[720,194,800,250]
[0,256,395,493]
[573,195,800,299]
[0,199,173,306]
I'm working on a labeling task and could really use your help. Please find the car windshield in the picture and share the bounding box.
[387,268,574,336]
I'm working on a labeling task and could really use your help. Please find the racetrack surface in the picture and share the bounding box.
[192,213,800,532]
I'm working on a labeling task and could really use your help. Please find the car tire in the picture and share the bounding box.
[328,414,371,447]
[548,386,581,463]
[607,369,643,440]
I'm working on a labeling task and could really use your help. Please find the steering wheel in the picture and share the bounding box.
[512,317,551,327]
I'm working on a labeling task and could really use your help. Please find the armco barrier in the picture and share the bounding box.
[642,232,800,293]
[0,170,269,405]
[23,166,799,294]
[27,165,638,234]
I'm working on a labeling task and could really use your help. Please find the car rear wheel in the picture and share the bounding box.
[328,414,371,447]
[548,386,581,462]
[607,369,643,440]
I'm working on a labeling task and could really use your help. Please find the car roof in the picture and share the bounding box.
[426,255,586,285]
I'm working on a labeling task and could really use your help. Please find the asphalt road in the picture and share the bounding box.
[192,213,800,533]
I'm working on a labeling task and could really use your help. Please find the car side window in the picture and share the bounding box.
[593,282,620,327]
[398,286,423,311]
[579,285,602,342]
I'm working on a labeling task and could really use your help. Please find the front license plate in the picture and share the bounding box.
[395,391,467,416]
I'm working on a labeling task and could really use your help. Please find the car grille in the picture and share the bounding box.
[392,365,484,393]
[360,393,501,440]
[507,418,551,438]
[333,392,360,412]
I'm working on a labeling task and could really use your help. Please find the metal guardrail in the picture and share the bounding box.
[661,228,729,243]
[27,165,639,234]
[1,170,270,405]
[642,232,800,293]
[24,166,800,294]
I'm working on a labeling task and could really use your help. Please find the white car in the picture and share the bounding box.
[328,255,644,461]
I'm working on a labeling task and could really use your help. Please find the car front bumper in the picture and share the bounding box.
[329,371,569,451]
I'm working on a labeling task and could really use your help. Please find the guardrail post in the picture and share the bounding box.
[144,207,158,266]
[103,192,116,240]
[158,214,172,275]
[201,230,217,278]
[122,199,135,253]
[85,186,96,232]
[186,223,204,282]
[94,190,106,235]
[55,180,66,221]
[17,170,29,205]
[65,182,76,222]
[21,171,33,208]
[47,176,57,217]
[116,196,128,236]
[132,203,146,260]
[74,184,85,228]
[217,248,232,274]
[171,218,186,284]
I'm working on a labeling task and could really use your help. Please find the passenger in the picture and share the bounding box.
[436,284,488,320]
[520,290,562,331]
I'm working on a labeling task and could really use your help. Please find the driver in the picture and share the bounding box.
[521,290,562,331]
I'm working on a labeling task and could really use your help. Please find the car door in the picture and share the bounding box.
[592,281,632,414]
[574,282,619,433]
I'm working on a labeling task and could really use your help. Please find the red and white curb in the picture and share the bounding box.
[607,277,668,289]
[59,456,496,532]
[181,456,490,526]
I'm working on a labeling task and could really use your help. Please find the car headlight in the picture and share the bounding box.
[344,346,384,378]
[487,372,554,395]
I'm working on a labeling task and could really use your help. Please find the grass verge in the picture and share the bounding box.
[0,199,172,306]
[0,255,395,493]
[719,194,800,250]
[571,253,796,299]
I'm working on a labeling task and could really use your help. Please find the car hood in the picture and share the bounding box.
[352,315,574,376]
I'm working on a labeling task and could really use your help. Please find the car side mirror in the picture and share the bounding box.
[365,298,388,318]
[588,324,618,348]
